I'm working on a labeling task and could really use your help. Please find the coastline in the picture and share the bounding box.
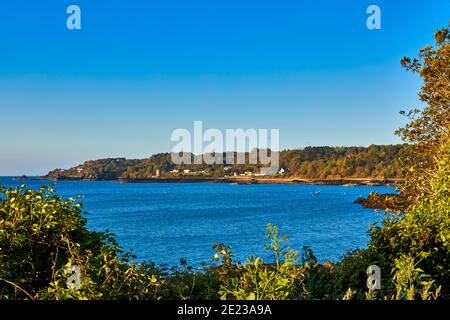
[41,176,404,187]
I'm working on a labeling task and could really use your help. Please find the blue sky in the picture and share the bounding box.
[0,0,449,175]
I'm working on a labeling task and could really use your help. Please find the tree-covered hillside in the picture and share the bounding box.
[280,145,405,179]
[44,144,405,180]
[46,158,141,180]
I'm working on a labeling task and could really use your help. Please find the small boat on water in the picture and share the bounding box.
[312,191,321,195]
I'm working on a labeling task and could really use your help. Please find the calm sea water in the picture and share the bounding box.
[0,177,393,267]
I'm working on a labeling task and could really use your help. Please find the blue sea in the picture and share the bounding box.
[0,177,393,267]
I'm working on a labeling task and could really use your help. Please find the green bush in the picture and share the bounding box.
[214,224,304,300]
[0,185,162,300]
[301,249,373,300]
[368,139,450,299]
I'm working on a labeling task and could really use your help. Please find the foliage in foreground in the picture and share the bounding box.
[397,23,449,199]
[368,136,450,299]
[0,185,163,300]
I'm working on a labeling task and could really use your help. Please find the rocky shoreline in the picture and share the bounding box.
[353,191,409,210]
[42,175,404,187]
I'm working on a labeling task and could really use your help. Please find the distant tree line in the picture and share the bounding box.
[279,145,404,179]
[45,144,405,180]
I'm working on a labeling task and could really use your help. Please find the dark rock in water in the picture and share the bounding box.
[13,175,30,181]
[354,192,409,210]
[353,197,365,204]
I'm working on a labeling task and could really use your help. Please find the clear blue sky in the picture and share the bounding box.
[0,0,449,175]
